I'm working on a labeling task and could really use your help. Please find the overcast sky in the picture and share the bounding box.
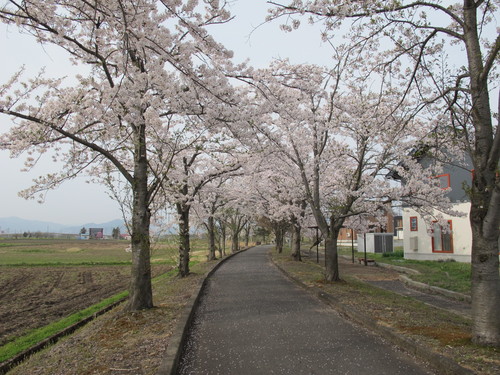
[0,0,330,226]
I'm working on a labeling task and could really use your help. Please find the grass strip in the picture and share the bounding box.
[338,248,473,294]
[0,260,176,267]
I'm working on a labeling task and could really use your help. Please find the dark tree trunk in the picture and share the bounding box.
[324,221,341,282]
[291,221,302,261]
[127,189,153,311]
[463,3,500,346]
[221,223,227,256]
[125,124,153,312]
[244,224,250,247]
[207,216,217,261]
[470,214,500,346]
[275,227,284,254]
[177,203,190,277]
[231,231,239,253]
[216,230,222,258]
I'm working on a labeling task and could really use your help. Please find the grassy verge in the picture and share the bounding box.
[272,247,500,375]
[338,247,472,294]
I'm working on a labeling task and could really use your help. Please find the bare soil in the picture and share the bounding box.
[0,265,171,346]
[6,261,214,375]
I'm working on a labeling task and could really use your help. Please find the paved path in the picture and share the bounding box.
[177,246,432,375]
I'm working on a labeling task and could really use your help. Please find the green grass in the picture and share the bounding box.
[382,250,404,258]
[0,237,214,266]
[338,247,472,294]
[1,261,134,267]
[404,260,472,294]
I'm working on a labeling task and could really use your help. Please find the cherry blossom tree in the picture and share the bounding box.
[192,177,230,260]
[247,59,454,282]
[212,173,259,253]
[0,0,237,311]
[162,130,241,276]
[269,0,500,347]
[226,208,249,252]
[248,150,309,257]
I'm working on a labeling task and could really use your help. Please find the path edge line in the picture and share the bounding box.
[157,247,253,375]
[269,254,474,375]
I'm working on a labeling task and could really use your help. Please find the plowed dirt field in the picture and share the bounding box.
[0,264,171,346]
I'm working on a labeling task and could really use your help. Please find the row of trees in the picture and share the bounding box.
[0,1,498,346]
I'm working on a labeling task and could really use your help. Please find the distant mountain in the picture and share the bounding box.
[0,216,126,235]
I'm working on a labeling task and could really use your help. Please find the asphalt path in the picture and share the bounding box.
[177,245,433,375]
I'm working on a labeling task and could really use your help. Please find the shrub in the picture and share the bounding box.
[382,250,404,258]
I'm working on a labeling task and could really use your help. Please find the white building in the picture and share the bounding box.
[403,202,472,262]
[396,150,474,263]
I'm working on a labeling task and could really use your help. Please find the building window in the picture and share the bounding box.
[410,216,418,231]
[431,221,454,253]
[434,174,450,189]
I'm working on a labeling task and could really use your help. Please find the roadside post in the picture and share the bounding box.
[351,228,354,263]
[308,226,319,264]
[363,233,367,266]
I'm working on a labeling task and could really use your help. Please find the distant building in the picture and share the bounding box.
[89,228,104,239]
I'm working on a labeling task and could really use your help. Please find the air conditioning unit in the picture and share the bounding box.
[409,237,418,252]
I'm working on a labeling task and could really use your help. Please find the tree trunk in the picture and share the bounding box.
[221,224,227,256]
[324,225,340,281]
[463,3,500,346]
[231,231,239,253]
[244,224,250,247]
[177,203,190,277]
[470,203,500,346]
[275,227,284,253]
[207,216,217,261]
[125,125,153,311]
[291,221,302,261]
[216,230,222,258]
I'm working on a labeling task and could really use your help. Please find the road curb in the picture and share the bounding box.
[399,275,472,303]
[339,255,421,275]
[157,247,253,375]
[270,256,474,375]
[376,261,421,275]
